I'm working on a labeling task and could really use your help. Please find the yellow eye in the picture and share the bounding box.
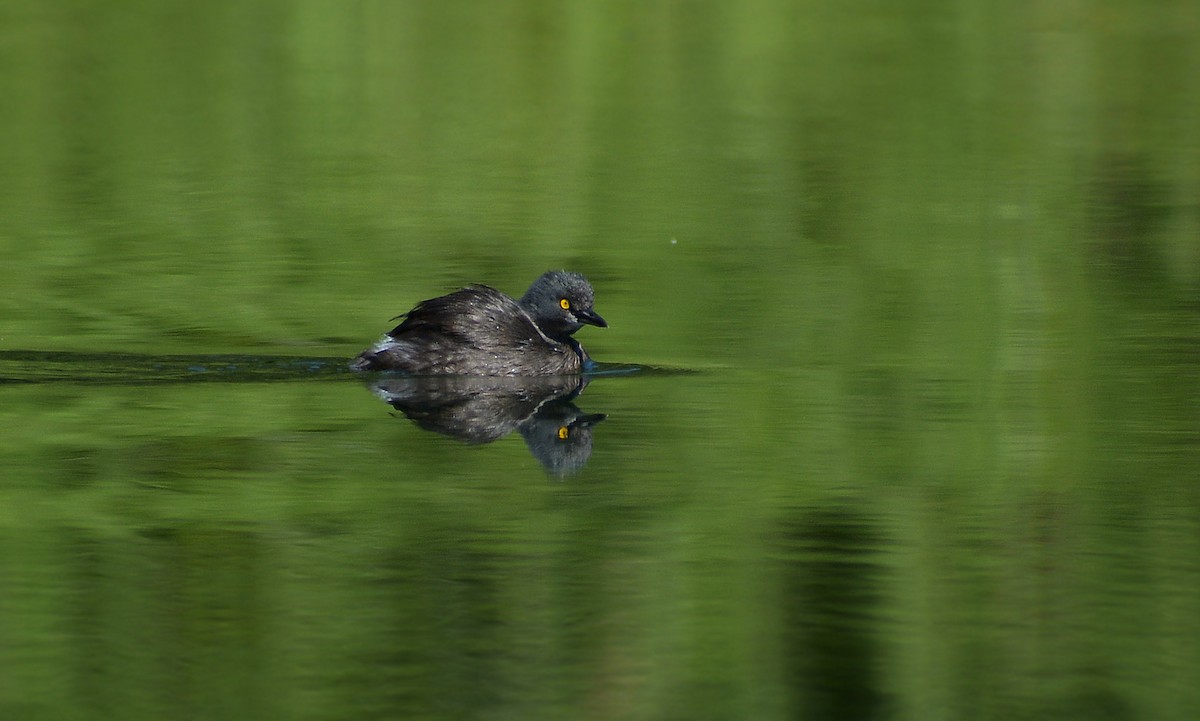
[557,426,569,440]
[559,298,571,310]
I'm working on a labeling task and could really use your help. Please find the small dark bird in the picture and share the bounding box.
[350,270,607,375]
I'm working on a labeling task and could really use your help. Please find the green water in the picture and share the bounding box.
[2,1,1198,719]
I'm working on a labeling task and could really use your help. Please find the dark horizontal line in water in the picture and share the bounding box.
[0,350,354,385]
[0,351,692,386]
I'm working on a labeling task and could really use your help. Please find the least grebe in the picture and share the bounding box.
[351,270,607,375]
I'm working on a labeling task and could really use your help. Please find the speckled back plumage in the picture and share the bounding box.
[351,271,605,375]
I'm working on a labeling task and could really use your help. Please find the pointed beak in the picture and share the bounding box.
[575,308,607,328]
[572,412,607,429]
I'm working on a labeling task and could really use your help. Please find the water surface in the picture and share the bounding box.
[2,2,1198,720]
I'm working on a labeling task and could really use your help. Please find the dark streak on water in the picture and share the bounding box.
[0,351,681,385]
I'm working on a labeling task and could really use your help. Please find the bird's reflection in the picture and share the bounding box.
[366,374,605,476]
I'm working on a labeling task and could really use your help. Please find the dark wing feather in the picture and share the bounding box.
[354,286,579,375]
[387,286,545,346]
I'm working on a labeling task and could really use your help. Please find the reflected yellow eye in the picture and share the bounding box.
[559,298,571,310]
[557,426,569,440]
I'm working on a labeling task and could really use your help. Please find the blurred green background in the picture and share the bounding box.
[2,1,1198,720]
